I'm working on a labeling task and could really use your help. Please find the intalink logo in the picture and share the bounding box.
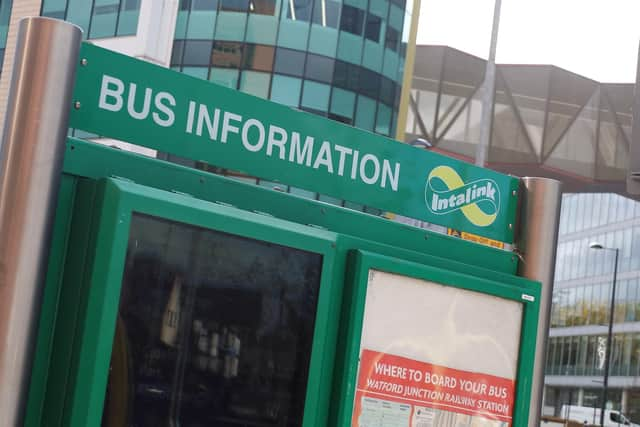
[425,166,500,227]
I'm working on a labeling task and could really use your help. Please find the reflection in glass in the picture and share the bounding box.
[287,0,313,21]
[101,214,323,426]
[339,5,364,35]
[312,0,340,27]
[211,41,244,68]
[243,44,275,71]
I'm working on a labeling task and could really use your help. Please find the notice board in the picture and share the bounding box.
[350,266,525,427]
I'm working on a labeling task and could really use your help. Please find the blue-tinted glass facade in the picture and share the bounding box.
[0,0,12,73]
[545,193,640,420]
[40,0,141,39]
[172,0,413,137]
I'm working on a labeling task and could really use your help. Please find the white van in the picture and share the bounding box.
[560,405,639,426]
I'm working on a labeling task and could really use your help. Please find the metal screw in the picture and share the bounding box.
[74,101,81,110]
[80,58,88,66]
[508,223,513,229]
[512,190,517,196]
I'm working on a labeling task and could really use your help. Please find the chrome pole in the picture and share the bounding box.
[600,248,619,427]
[515,177,562,426]
[0,17,82,424]
[475,0,502,166]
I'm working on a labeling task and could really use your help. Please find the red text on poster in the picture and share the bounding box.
[352,349,516,426]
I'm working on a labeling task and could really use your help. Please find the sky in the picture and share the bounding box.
[417,0,640,83]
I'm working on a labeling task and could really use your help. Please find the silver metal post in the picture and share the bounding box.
[475,0,502,166]
[628,41,640,194]
[515,177,562,427]
[0,17,82,424]
[599,247,619,427]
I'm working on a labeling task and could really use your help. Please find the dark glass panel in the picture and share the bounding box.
[193,0,218,9]
[286,0,313,21]
[394,82,401,108]
[124,0,141,10]
[304,54,334,83]
[43,10,66,19]
[180,0,192,10]
[183,40,214,66]
[364,14,381,42]
[328,113,353,125]
[220,0,249,12]
[249,0,276,14]
[385,26,398,51]
[274,48,306,76]
[332,60,359,92]
[379,76,394,105]
[171,40,185,66]
[339,5,364,35]
[211,41,244,68]
[243,44,275,72]
[312,0,340,27]
[94,4,120,15]
[359,68,381,99]
[101,213,323,426]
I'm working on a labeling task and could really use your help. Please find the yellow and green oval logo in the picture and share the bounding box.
[424,166,500,227]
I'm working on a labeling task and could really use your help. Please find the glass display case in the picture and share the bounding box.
[102,213,323,426]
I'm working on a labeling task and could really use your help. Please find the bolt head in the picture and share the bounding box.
[80,58,88,66]
[74,101,81,110]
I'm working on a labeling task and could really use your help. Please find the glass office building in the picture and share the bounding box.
[171,0,415,137]
[544,193,640,420]
[0,0,12,73]
[40,0,141,38]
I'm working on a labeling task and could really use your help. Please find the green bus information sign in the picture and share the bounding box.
[69,43,519,243]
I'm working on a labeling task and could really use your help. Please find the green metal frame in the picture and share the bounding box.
[332,251,540,427]
[26,138,541,426]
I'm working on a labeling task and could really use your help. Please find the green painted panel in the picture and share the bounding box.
[69,43,520,242]
[61,139,519,275]
[331,251,540,427]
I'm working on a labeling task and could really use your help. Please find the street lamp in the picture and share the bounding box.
[589,242,620,427]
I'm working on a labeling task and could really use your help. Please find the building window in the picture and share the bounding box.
[193,0,218,10]
[211,41,244,68]
[249,0,276,15]
[183,40,214,66]
[41,0,142,38]
[243,44,275,72]
[304,53,334,83]
[385,26,399,51]
[312,0,340,27]
[220,0,250,12]
[364,14,381,42]
[287,0,314,21]
[340,5,364,36]
[274,48,306,77]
